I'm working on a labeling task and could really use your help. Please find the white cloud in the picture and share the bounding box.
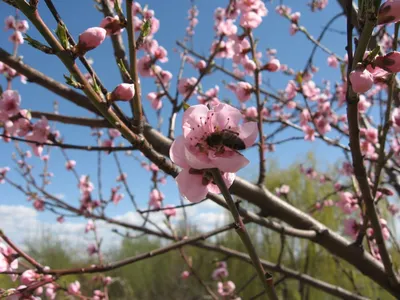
[0,201,227,254]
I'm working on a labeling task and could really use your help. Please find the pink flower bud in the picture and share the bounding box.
[100,16,123,35]
[76,27,106,55]
[349,68,373,93]
[16,20,29,33]
[21,270,37,285]
[181,271,190,279]
[65,160,76,170]
[378,0,400,25]
[68,281,81,295]
[163,205,177,217]
[263,58,281,72]
[196,60,207,70]
[109,83,135,101]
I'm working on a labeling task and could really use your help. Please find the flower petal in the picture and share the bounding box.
[185,146,215,170]
[207,172,236,194]
[214,103,243,129]
[239,122,258,147]
[169,136,190,168]
[210,151,249,172]
[176,169,208,202]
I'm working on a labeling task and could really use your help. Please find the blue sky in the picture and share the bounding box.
[0,0,350,236]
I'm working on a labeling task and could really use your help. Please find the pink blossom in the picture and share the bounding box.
[65,160,76,171]
[349,68,373,93]
[276,5,292,16]
[337,192,359,214]
[285,80,297,100]
[242,56,257,75]
[361,128,378,144]
[76,27,106,54]
[111,187,124,205]
[21,270,37,285]
[57,216,65,223]
[302,125,315,141]
[195,60,207,71]
[78,175,94,193]
[103,276,112,286]
[0,167,10,184]
[33,199,45,211]
[389,204,400,215]
[378,0,400,25]
[316,118,331,134]
[109,128,121,139]
[302,80,320,101]
[358,95,371,113]
[102,139,113,148]
[68,281,81,295]
[147,92,163,110]
[343,218,359,239]
[217,281,236,297]
[216,19,237,36]
[4,16,15,30]
[212,267,228,280]
[392,108,400,130]
[45,283,57,300]
[240,11,262,29]
[9,31,24,45]
[181,271,190,279]
[263,58,281,72]
[0,90,21,119]
[149,189,164,209]
[290,23,299,35]
[178,77,198,98]
[85,220,95,233]
[375,51,400,73]
[116,173,127,182]
[25,117,50,156]
[290,12,301,22]
[275,184,290,196]
[245,106,258,119]
[109,83,135,101]
[170,104,258,172]
[211,40,234,59]
[163,205,177,217]
[137,55,154,77]
[100,16,123,35]
[197,86,220,106]
[16,20,29,33]
[231,82,253,102]
[0,243,18,278]
[87,244,98,256]
[157,70,173,85]
[170,104,257,202]
[327,55,339,68]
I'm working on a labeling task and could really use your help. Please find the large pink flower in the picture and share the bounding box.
[170,103,257,202]
[171,104,257,172]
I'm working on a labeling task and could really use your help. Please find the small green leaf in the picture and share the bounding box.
[55,23,70,49]
[141,19,152,38]
[182,102,191,111]
[64,74,83,89]
[24,34,54,54]
[91,76,101,94]
[114,0,123,17]
[117,59,129,74]
[365,45,381,62]
[295,72,303,84]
